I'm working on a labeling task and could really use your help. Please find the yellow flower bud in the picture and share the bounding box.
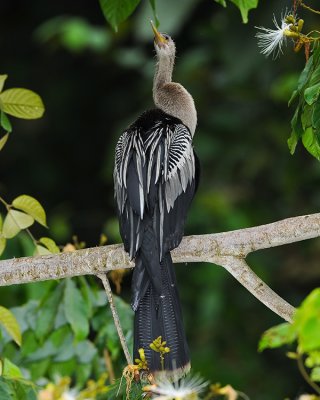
[298,19,304,32]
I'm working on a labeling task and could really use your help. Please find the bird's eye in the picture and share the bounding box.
[162,34,170,40]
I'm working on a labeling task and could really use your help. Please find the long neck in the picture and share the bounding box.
[153,53,197,136]
[153,54,174,90]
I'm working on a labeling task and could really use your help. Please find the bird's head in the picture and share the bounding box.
[151,21,176,58]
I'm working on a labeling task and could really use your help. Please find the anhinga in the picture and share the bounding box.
[114,22,199,379]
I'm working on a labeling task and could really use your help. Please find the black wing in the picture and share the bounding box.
[114,113,198,260]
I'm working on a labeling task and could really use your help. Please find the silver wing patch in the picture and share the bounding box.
[163,124,195,213]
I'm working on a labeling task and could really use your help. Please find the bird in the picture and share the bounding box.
[113,22,199,380]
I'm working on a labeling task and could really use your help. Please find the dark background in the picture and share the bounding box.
[1,0,320,398]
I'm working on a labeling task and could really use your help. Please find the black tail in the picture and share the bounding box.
[132,249,190,379]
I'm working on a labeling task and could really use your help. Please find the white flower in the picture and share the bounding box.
[61,390,78,400]
[144,374,208,399]
[255,13,294,58]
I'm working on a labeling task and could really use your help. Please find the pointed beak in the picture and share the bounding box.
[150,20,168,45]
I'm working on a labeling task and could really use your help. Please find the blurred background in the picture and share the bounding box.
[1,0,320,398]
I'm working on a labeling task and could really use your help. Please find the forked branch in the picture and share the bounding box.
[0,213,319,321]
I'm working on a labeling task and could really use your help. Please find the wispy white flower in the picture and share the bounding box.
[144,374,208,399]
[61,390,79,400]
[255,12,294,58]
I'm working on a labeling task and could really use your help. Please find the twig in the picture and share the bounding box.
[104,348,116,383]
[300,1,320,15]
[297,352,320,395]
[98,274,133,366]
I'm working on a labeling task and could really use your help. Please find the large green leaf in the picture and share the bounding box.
[99,0,141,31]
[0,377,37,400]
[230,0,258,23]
[2,210,34,239]
[64,279,89,341]
[35,283,64,342]
[0,88,45,119]
[0,306,22,346]
[12,195,47,227]
[2,358,23,379]
[304,83,320,105]
[0,75,8,93]
[294,288,320,352]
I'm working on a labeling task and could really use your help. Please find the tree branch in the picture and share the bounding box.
[0,213,319,321]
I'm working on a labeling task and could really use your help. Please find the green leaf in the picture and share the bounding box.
[288,89,298,106]
[12,195,47,227]
[302,104,313,130]
[294,288,320,352]
[39,237,60,253]
[0,236,6,257]
[99,0,141,31]
[297,55,314,92]
[64,279,89,341]
[75,340,97,363]
[0,88,45,119]
[21,330,38,357]
[0,133,9,151]
[259,323,296,352]
[2,210,34,239]
[312,100,320,131]
[311,366,320,382]
[2,358,23,379]
[306,351,320,368]
[230,0,258,23]
[288,106,304,155]
[0,111,12,133]
[148,0,159,27]
[79,276,93,318]
[34,245,52,255]
[302,126,320,161]
[0,214,6,256]
[304,83,320,105]
[214,0,227,6]
[0,306,22,346]
[0,75,8,93]
[0,377,37,400]
[35,283,64,342]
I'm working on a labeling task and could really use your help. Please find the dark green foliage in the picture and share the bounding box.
[289,46,320,160]
[0,278,133,389]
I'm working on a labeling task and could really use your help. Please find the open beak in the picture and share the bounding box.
[150,20,168,45]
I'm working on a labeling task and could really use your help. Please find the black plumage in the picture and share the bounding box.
[114,108,199,377]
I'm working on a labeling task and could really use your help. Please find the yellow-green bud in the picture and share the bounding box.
[284,29,299,38]
[285,15,295,24]
[298,19,304,32]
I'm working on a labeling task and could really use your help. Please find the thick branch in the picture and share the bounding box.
[0,213,319,321]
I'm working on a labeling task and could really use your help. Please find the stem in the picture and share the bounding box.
[0,195,9,209]
[160,353,164,371]
[300,1,320,15]
[297,353,320,395]
[25,228,37,247]
[98,274,132,366]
